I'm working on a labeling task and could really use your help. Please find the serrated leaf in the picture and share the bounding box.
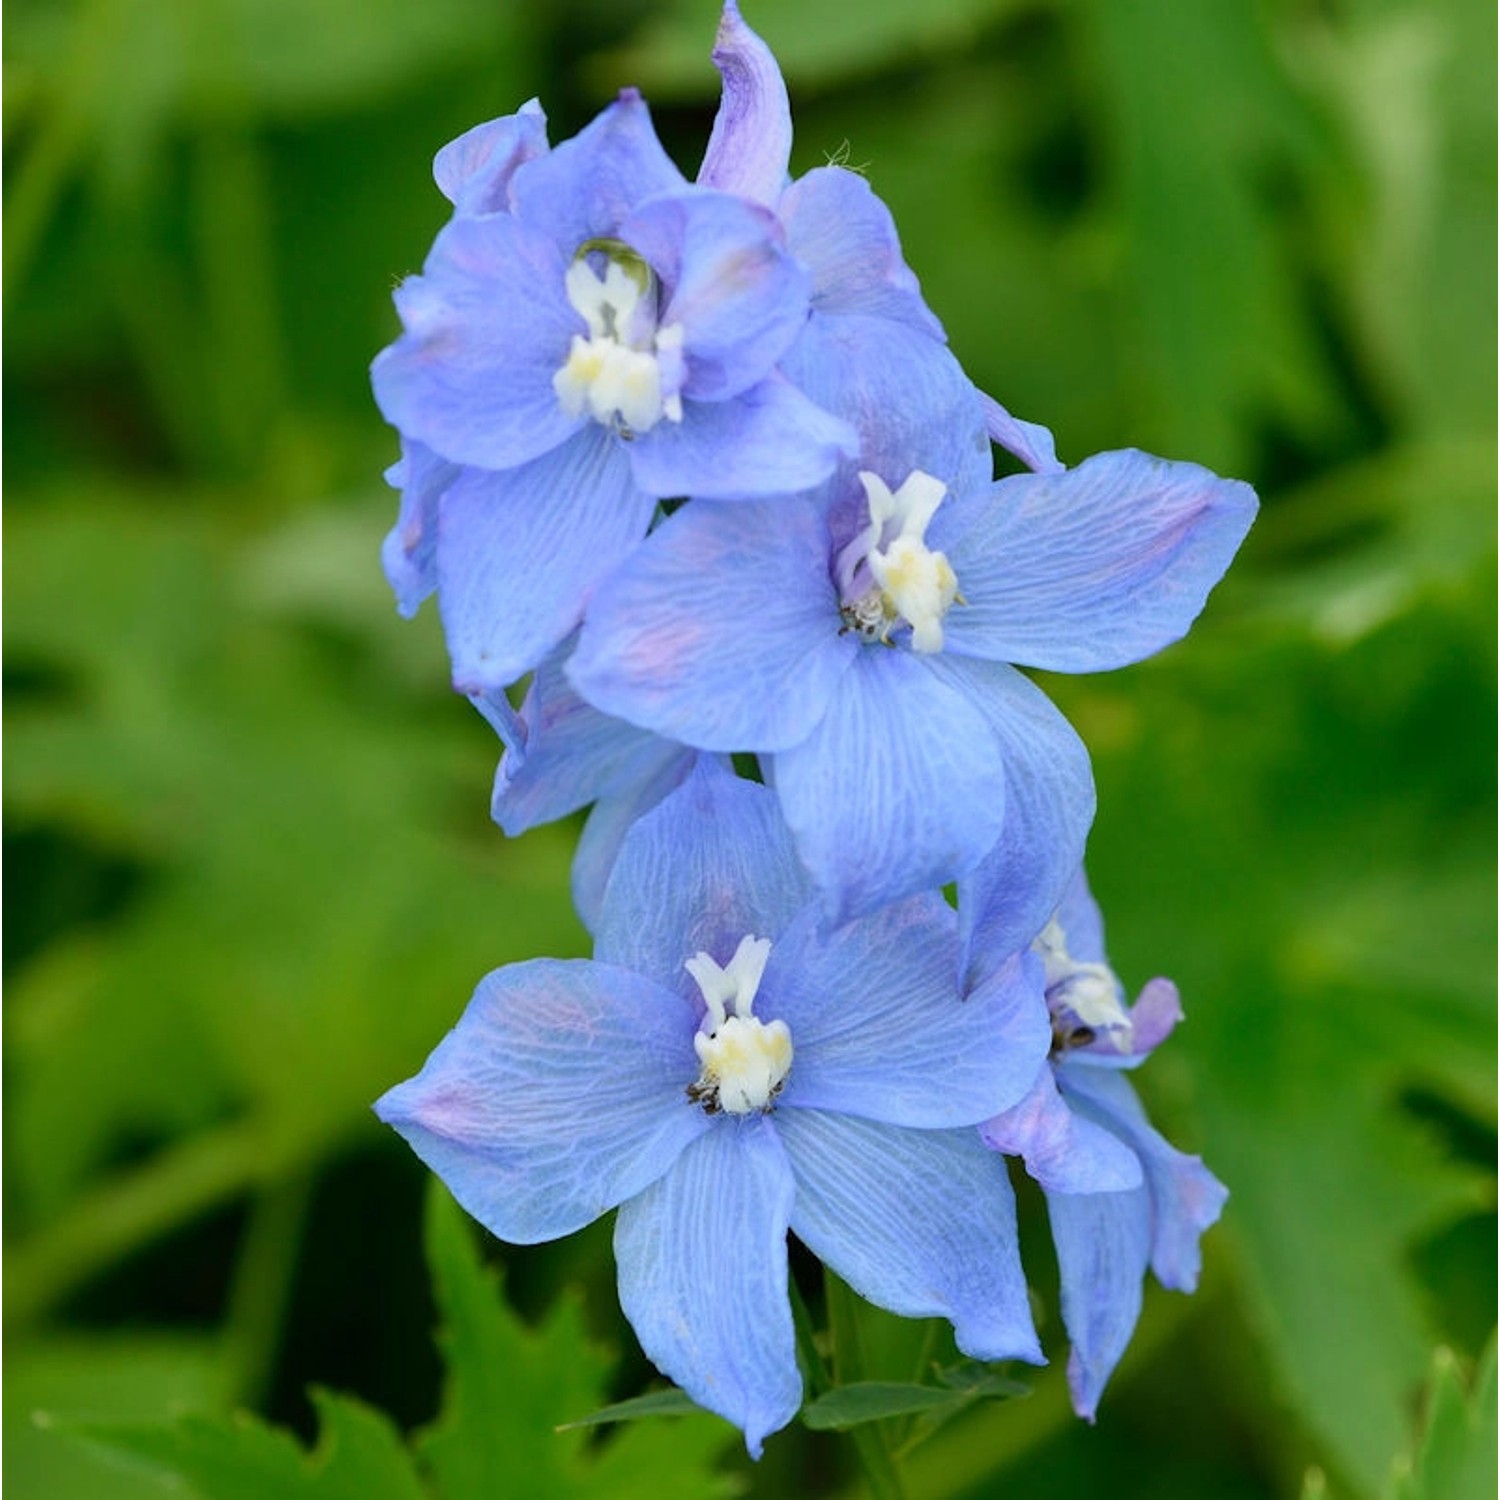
[1389,1340,1498,1500]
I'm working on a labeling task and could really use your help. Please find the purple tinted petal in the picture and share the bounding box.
[615,1116,799,1457]
[980,391,1065,476]
[434,102,549,217]
[381,440,456,617]
[372,214,583,471]
[1046,1184,1152,1420]
[943,449,1259,673]
[698,0,792,207]
[569,497,853,752]
[765,901,1049,1127]
[1125,978,1184,1054]
[374,959,706,1243]
[773,650,1008,924]
[436,430,654,693]
[1059,1067,1228,1292]
[468,685,524,757]
[623,191,810,402]
[936,657,1095,986]
[509,90,687,249]
[779,167,944,338]
[594,760,814,998]
[980,1063,1143,1194]
[779,1110,1044,1364]
[628,373,854,499]
[1052,866,1107,967]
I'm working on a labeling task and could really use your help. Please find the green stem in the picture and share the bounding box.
[823,1267,907,1500]
[788,1274,832,1396]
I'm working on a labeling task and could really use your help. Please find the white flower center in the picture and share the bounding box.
[836,470,960,653]
[1033,916,1133,1053]
[684,934,792,1115]
[552,241,685,437]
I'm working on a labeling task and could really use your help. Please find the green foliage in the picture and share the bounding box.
[1388,1340,1497,1500]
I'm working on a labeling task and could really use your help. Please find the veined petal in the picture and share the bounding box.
[779,167,944,339]
[628,373,855,499]
[569,497,853,752]
[980,1062,1143,1194]
[980,391,1064,476]
[374,959,706,1244]
[434,101,549,217]
[1059,1068,1228,1292]
[698,1,792,207]
[615,1116,799,1457]
[436,429,654,693]
[508,89,687,248]
[623,191,810,402]
[1052,866,1108,967]
[774,650,1007,925]
[765,901,1049,1127]
[1046,1184,1152,1420]
[594,760,814,998]
[942,449,1258,672]
[372,213,583,471]
[936,656,1095,986]
[779,1110,1044,1364]
[381,439,456,618]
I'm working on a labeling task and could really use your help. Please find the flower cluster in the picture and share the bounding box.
[373,1,1253,1457]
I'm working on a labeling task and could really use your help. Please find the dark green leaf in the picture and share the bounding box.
[557,1390,706,1430]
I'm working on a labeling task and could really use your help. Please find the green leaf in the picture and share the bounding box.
[1389,1340,1497,1500]
[801,1372,1025,1432]
[557,1390,707,1430]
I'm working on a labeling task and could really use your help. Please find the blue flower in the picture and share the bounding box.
[375,761,1049,1454]
[568,441,1257,931]
[372,88,855,693]
[978,869,1228,1419]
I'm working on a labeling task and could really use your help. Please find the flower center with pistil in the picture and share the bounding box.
[836,470,961,653]
[1033,916,1134,1055]
[552,239,685,437]
[684,934,792,1115]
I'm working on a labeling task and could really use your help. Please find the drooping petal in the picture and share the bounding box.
[779,167,944,339]
[623,191,810,402]
[627,372,855,499]
[698,0,792,207]
[980,1062,1143,1194]
[433,101,549,217]
[1046,1183,1152,1420]
[764,901,1049,1127]
[374,959,707,1244]
[779,1110,1044,1364]
[775,649,1007,925]
[436,428,654,693]
[372,213,583,472]
[508,89,687,249]
[1059,1067,1228,1292]
[980,391,1064,476]
[568,497,854,752]
[936,656,1095,986]
[594,760,814,998]
[615,1116,800,1457]
[381,440,456,617]
[942,448,1259,673]
[1051,866,1108,966]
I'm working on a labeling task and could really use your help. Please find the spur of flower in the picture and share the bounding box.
[977,868,1228,1419]
[375,761,1050,1453]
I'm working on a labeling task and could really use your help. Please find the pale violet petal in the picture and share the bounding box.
[434,102,549,217]
[698,1,792,206]
[980,391,1065,475]
[381,439,456,618]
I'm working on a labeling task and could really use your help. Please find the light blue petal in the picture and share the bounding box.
[936,656,1095,986]
[374,959,707,1244]
[508,90,687,249]
[779,167,944,339]
[594,760,814,998]
[623,191,810,402]
[628,372,855,499]
[568,497,854,752]
[779,1110,1044,1364]
[433,101,549,217]
[942,449,1259,672]
[436,429,654,693]
[698,0,792,207]
[381,440,456,618]
[774,649,1007,925]
[980,391,1064,475]
[1045,1183,1152,1420]
[372,213,583,471]
[1052,866,1107,966]
[615,1116,800,1458]
[980,1062,1143,1194]
[765,901,1049,1127]
[1059,1068,1228,1291]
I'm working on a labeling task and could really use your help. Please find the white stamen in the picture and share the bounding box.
[685,935,791,1115]
[1033,916,1134,1050]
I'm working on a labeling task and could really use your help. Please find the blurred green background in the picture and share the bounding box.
[4,0,1495,1496]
